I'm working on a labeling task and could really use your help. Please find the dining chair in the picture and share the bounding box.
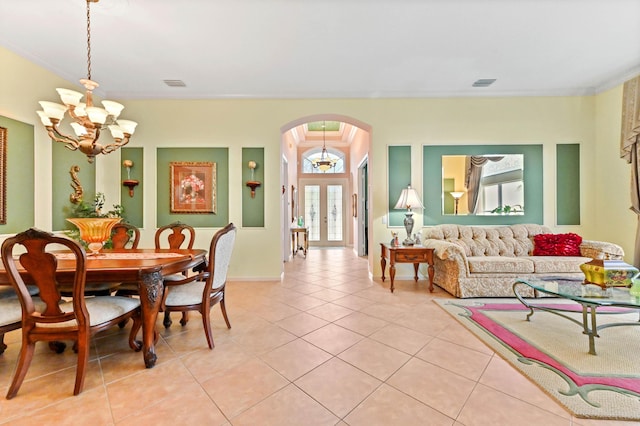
[160,223,236,349]
[154,222,201,327]
[1,228,142,399]
[110,222,141,249]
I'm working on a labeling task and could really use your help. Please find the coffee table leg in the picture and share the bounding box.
[583,304,598,355]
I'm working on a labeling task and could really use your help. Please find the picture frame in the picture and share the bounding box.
[0,127,6,224]
[352,193,357,218]
[170,161,216,214]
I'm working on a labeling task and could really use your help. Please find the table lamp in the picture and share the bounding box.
[394,184,424,245]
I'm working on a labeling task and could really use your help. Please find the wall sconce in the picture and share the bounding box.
[449,191,465,215]
[122,159,139,197]
[246,160,261,198]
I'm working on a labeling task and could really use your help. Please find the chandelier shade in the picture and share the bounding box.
[311,121,337,172]
[36,0,137,163]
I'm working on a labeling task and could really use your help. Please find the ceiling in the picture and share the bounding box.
[1,0,639,101]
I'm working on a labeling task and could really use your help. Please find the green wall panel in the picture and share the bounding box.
[52,140,96,231]
[423,145,543,225]
[0,116,34,233]
[556,143,580,225]
[157,148,229,227]
[121,147,144,228]
[242,147,264,227]
[388,146,411,227]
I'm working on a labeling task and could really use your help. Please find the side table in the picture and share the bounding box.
[291,227,309,257]
[380,243,435,293]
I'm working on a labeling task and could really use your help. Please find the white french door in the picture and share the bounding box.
[300,179,346,247]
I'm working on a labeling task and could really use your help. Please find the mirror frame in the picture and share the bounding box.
[422,144,543,226]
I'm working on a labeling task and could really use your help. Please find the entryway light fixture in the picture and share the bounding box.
[311,121,337,172]
[36,0,137,163]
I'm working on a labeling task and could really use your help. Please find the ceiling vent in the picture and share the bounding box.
[472,79,496,87]
[163,80,186,87]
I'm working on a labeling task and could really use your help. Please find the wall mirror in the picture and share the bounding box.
[423,145,543,226]
[442,154,524,216]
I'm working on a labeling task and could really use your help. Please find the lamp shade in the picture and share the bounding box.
[449,191,465,200]
[394,185,424,210]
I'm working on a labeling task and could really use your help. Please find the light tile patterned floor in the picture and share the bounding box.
[0,248,634,425]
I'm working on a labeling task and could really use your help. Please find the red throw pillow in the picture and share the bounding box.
[533,233,582,256]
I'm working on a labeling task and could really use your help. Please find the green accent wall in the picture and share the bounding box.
[242,147,264,227]
[52,140,96,231]
[157,148,229,227]
[556,143,581,225]
[388,146,411,227]
[0,116,34,232]
[121,147,144,227]
[423,145,543,225]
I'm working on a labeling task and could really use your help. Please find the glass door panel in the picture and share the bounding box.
[301,180,345,247]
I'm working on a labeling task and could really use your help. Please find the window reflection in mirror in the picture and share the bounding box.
[442,154,524,215]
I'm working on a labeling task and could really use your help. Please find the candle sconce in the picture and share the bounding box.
[122,159,139,197]
[246,160,261,198]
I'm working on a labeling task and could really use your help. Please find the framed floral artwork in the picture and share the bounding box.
[170,161,216,213]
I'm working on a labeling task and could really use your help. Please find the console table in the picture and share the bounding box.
[380,243,435,293]
[291,227,309,257]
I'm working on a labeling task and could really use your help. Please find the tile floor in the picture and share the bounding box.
[0,248,634,425]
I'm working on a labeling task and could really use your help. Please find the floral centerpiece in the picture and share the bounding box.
[65,193,125,254]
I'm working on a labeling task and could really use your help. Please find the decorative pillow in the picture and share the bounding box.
[533,233,582,256]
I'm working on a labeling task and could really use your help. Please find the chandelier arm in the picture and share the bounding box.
[46,125,81,149]
[100,135,130,155]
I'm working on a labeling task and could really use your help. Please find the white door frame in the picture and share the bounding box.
[281,155,290,262]
[357,155,368,257]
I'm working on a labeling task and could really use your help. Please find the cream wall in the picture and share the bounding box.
[594,85,635,259]
[2,45,637,281]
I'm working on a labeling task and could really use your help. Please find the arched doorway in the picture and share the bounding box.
[280,114,373,272]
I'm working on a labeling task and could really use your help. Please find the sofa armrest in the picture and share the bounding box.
[423,239,466,261]
[580,240,625,260]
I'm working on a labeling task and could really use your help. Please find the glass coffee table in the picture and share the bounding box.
[513,278,640,355]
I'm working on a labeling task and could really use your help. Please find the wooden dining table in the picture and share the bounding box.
[0,248,207,369]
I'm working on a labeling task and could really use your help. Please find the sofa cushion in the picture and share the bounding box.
[526,256,591,274]
[533,233,582,256]
[424,224,552,257]
[467,256,535,274]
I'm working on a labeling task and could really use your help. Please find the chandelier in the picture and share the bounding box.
[36,0,137,163]
[311,121,337,172]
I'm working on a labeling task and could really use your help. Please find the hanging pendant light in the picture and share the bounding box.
[36,0,137,163]
[311,121,337,172]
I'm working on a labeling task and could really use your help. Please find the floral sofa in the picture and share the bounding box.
[420,224,625,298]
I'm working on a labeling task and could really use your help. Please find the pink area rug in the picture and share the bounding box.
[435,299,640,421]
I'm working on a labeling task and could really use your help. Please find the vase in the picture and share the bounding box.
[66,217,122,256]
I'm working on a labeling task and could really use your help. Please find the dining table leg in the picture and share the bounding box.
[139,270,164,368]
